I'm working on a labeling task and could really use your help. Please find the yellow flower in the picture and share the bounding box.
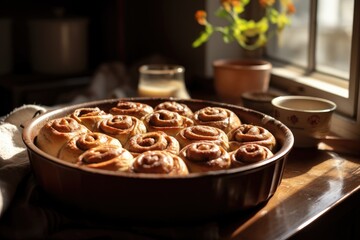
[193,0,295,50]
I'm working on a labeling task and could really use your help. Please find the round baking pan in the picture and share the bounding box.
[22,97,294,222]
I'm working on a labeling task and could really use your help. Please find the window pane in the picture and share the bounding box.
[316,0,354,79]
[267,1,310,67]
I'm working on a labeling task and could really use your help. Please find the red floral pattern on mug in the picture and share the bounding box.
[287,115,298,125]
[307,115,321,126]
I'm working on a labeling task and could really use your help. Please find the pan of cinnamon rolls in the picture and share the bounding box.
[22,98,294,221]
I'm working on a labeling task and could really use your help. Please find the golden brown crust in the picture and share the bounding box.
[227,124,277,151]
[110,101,153,119]
[70,107,112,131]
[96,115,147,146]
[142,109,194,137]
[77,145,134,172]
[58,132,121,163]
[176,125,229,150]
[124,131,180,157]
[229,143,274,168]
[179,142,230,173]
[154,101,193,118]
[130,150,189,175]
[192,107,241,133]
[36,117,90,157]
[37,100,278,175]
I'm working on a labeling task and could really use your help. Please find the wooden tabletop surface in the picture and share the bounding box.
[217,147,360,239]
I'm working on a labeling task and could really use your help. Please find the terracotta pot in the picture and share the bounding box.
[213,59,272,104]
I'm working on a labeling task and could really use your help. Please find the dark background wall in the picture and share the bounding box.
[0,0,207,115]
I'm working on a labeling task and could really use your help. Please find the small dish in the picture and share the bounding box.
[241,91,279,115]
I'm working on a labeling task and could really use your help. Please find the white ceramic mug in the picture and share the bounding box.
[271,96,336,148]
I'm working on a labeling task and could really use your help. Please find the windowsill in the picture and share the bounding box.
[270,64,349,98]
[267,61,360,139]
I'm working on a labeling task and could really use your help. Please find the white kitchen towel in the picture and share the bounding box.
[0,104,47,217]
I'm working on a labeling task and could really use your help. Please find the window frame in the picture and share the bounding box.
[265,0,360,138]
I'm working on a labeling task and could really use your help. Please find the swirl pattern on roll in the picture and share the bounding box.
[58,132,122,163]
[130,150,189,175]
[36,117,90,157]
[154,101,193,118]
[78,145,134,171]
[142,109,194,137]
[125,131,180,156]
[110,101,153,119]
[176,125,229,150]
[70,107,112,131]
[179,142,230,172]
[193,107,241,133]
[227,124,276,151]
[96,115,147,145]
[230,143,273,167]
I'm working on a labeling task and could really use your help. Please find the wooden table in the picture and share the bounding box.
[116,146,359,240]
[218,147,360,240]
[1,89,359,239]
[188,89,360,239]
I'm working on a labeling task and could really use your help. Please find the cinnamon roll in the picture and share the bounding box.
[110,101,153,119]
[154,101,193,118]
[36,117,90,157]
[227,124,276,151]
[96,115,147,145]
[192,107,241,133]
[229,143,273,168]
[179,141,230,173]
[70,107,112,131]
[58,132,122,163]
[130,150,189,175]
[124,131,180,156]
[78,145,134,172]
[142,109,194,137]
[176,125,229,150]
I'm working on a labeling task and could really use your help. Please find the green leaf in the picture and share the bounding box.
[269,8,279,23]
[241,0,250,6]
[192,31,212,48]
[215,8,230,19]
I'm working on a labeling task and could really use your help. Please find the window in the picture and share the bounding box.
[266,0,360,138]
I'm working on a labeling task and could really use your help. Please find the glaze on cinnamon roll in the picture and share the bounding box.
[70,107,112,131]
[36,117,90,157]
[142,109,194,137]
[96,115,147,145]
[58,132,122,163]
[78,145,134,172]
[229,143,273,168]
[176,125,229,150]
[227,124,276,152]
[192,107,241,133]
[130,150,189,175]
[179,142,230,173]
[154,101,193,118]
[125,131,180,156]
[110,101,153,119]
